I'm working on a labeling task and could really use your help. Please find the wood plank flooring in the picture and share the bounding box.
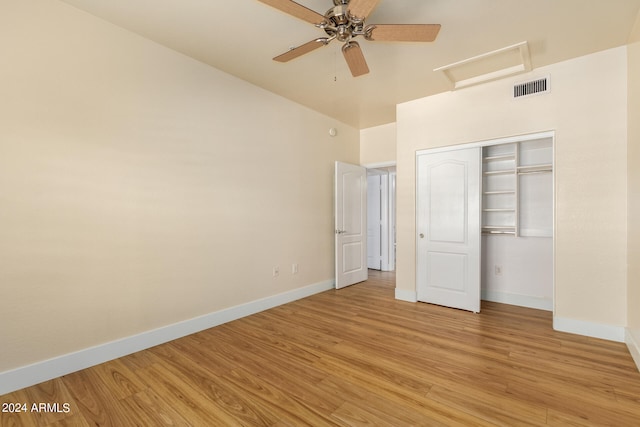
[3,270,640,426]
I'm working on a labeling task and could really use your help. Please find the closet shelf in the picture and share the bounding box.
[517,164,552,174]
[482,137,552,239]
[483,169,516,176]
[482,226,516,235]
[483,154,516,162]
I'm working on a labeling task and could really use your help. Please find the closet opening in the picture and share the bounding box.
[415,131,554,313]
[481,134,553,311]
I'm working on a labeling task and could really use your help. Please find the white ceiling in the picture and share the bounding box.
[60,0,640,129]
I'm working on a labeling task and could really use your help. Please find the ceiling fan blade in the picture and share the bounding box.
[366,24,441,42]
[342,41,369,77]
[347,0,380,21]
[273,38,328,62]
[257,0,325,25]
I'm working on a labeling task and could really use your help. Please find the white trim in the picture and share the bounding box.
[482,291,552,311]
[395,288,417,303]
[626,329,640,372]
[553,316,625,343]
[387,171,396,271]
[362,161,396,169]
[380,174,390,271]
[0,279,334,396]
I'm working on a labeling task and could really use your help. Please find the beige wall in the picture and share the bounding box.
[0,0,358,373]
[360,123,397,166]
[397,47,628,328]
[631,9,640,43]
[628,35,640,337]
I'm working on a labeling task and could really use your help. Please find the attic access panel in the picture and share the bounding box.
[435,41,531,89]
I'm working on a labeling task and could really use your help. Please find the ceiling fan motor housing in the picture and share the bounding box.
[324,1,365,42]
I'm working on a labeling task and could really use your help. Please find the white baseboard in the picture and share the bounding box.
[626,328,640,372]
[0,279,335,396]
[481,290,553,311]
[395,288,417,303]
[553,316,625,343]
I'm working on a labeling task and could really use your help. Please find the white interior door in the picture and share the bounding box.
[367,174,382,270]
[335,161,368,289]
[416,148,481,312]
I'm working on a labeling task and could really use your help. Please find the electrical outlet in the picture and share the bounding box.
[292,263,298,274]
[273,266,279,278]
[494,265,503,276]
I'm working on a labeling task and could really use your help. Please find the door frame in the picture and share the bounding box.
[415,130,555,312]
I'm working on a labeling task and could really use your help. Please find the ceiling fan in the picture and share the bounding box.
[258,0,441,77]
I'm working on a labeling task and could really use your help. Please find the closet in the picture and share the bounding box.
[482,138,553,237]
[416,132,553,312]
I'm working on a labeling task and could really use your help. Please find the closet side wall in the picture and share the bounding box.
[627,35,640,361]
[397,47,628,330]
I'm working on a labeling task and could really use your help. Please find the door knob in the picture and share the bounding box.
[419,233,424,238]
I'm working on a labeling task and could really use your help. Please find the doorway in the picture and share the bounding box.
[366,166,396,271]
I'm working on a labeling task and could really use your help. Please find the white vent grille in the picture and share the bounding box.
[514,77,549,98]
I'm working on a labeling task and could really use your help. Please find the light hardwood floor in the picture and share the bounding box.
[2,270,640,426]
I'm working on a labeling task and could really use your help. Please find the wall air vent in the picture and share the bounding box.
[514,77,549,98]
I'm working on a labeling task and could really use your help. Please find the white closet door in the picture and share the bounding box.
[417,148,481,313]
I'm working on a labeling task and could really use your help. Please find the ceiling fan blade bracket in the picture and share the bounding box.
[347,14,365,25]
[317,21,339,34]
[363,24,376,41]
[347,0,380,22]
